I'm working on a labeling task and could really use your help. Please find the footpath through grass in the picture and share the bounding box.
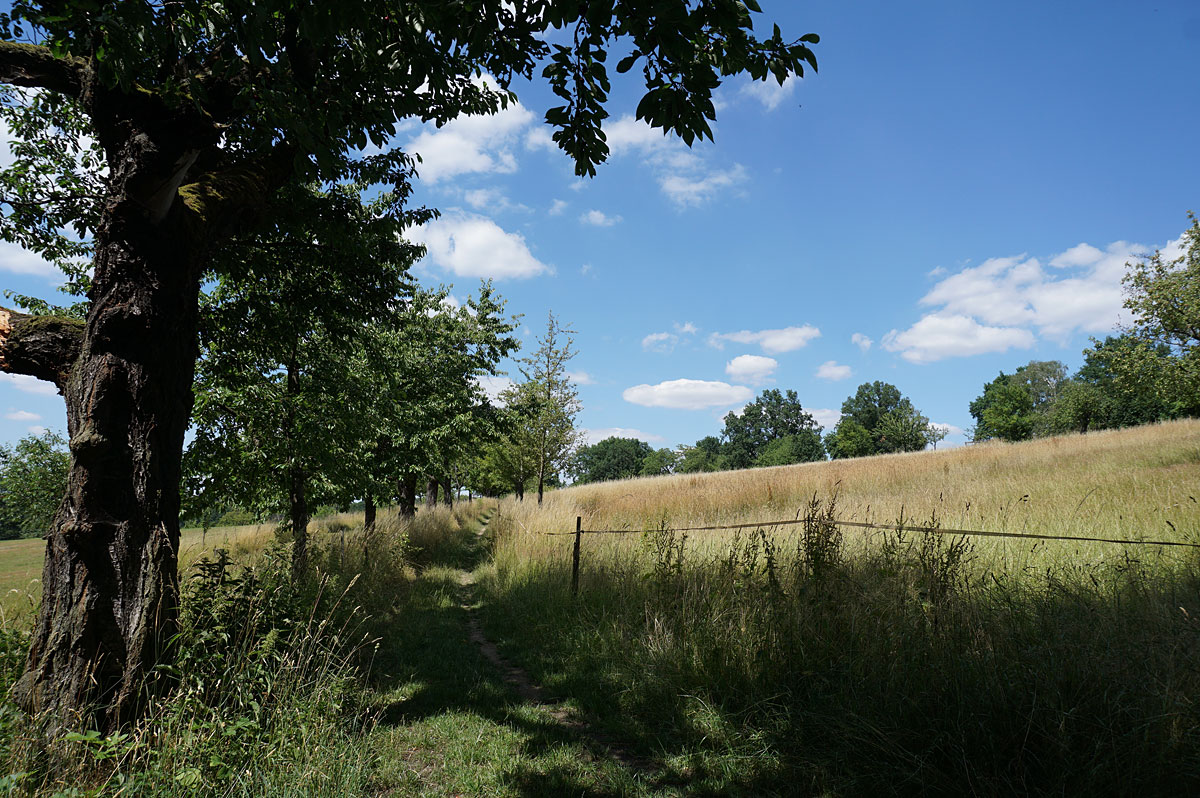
[1,503,674,796]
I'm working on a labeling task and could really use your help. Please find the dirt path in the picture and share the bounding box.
[456,509,654,774]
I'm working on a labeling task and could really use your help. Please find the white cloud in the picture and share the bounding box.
[851,333,873,352]
[886,234,1187,363]
[580,209,621,227]
[642,331,679,353]
[659,164,747,208]
[524,126,555,152]
[461,187,529,213]
[407,80,535,184]
[0,240,59,279]
[548,199,569,216]
[410,212,549,280]
[604,114,748,208]
[675,321,698,335]
[708,324,821,354]
[477,375,513,403]
[583,427,666,445]
[882,313,1036,364]
[4,409,40,421]
[27,425,47,435]
[742,75,800,111]
[725,354,777,385]
[0,373,59,396]
[815,360,852,381]
[623,379,752,410]
[565,370,595,385]
[917,240,1148,341]
[810,408,842,430]
[580,263,593,276]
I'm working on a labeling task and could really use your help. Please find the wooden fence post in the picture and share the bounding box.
[572,516,582,597]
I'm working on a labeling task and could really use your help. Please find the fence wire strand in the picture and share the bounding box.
[544,516,1200,549]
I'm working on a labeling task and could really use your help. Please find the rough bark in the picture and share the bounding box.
[3,67,293,730]
[363,494,376,533]
[288,464,309,579]
[0,309,84,390]
[397,473,417,518]
[440,476,452,507]
[0,41,87,95]
[425,477,439,509]
[12,134,208,730]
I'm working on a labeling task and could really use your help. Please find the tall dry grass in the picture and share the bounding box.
[478,421,1200,794]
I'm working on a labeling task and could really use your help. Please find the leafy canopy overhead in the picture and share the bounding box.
[1,1,818,178]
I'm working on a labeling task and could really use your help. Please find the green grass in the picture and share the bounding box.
[477,424,1200,795]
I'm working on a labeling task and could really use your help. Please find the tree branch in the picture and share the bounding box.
[174,143,296,241]
[0,306,84,391]
[0,41,87,96]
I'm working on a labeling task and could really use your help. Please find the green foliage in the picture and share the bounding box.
[969,376,1036,441]
[720,389,825,469]
[823,417,873,459]
[827,381,935,456]
[676,436,728,474]
[967,361,1068,442]
[184,182,416,532]
[755,433,825,468]
[639,447,680,477]
[507,313,583,500]
[0,430,68,539]
[1119,211,1200,418]
[570,437,652,485]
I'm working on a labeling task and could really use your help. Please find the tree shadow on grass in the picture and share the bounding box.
[368,562,689,797]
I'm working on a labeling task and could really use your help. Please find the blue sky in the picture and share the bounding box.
[2,0,1199,452]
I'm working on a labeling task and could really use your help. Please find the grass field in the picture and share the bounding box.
[1,523,278,623]
[478,419,1200,794]
[4,421,1200,795]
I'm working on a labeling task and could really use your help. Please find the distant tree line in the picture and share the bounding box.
[970,213,1199,442]
[568,383,944,485]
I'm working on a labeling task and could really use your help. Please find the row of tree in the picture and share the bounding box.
[178,182,589,575]
[569,382,944,484]
[970,214,1199,441]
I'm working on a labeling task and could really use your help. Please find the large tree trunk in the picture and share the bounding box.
[12,154,206,731]
[0,74,289,730]
[515,482,524,502]
[440,475,453,507]
[397,473,417,518]
[289,463,309,579]
[363,494,376,533]
[425,477,439,509]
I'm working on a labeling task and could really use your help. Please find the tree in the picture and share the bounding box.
[513,313,583,504]
[967,361,1068,441]
[676,436,727,474]
[0,430,69,540]
[183,182,415,577]
[721,389,824,469]
[570,437,651,484]
[827,381,935,456]
[823,418,874,460]
[0,1,819,728]
[755,433,825,468]
[363,282,518,516]
[1118,212,1200,418]
[640,447,680,477]
[969,376,1036,441]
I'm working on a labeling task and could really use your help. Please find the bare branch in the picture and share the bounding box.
[0,41,87,96]
[0,306,84,391]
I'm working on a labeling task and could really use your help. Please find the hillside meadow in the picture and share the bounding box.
[3,421,1200,795]
[477,420,1200,794]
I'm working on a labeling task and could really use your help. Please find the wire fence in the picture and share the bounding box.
[550,515,1200,595]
